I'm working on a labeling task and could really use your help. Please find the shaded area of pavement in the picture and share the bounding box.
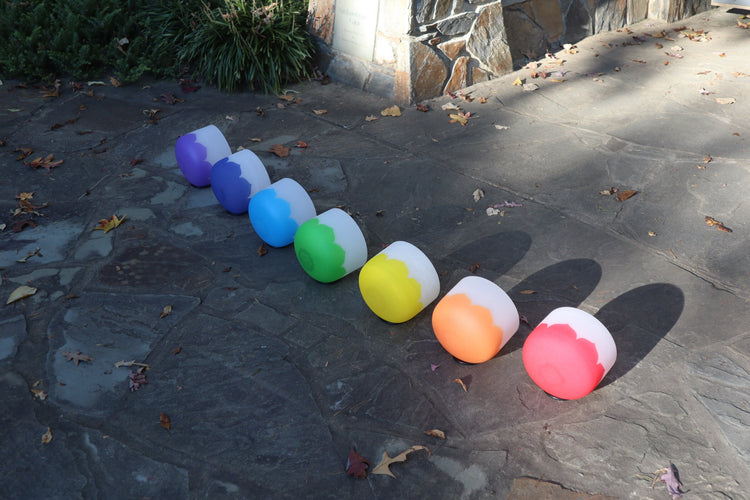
[1,7,749,499]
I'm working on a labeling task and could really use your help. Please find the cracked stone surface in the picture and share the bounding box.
[1,8,749,499]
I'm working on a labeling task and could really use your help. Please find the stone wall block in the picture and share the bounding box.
[466,2,513,76]
[437,12,477,36]
[504,8,547,65]
[667,0,711,22]
[407,39,449,102]
[326,53,370,90]
[627,0,648,24]
[380,0,411,34]
[444,56,470,95]
[648,0,669,19]
[415,0,454,23]
[438,37,467,60]
[562,0,594,43]
[308,0,335,44]
[594,0,627,33]
[471,65,490,85]
[529,0,564,41]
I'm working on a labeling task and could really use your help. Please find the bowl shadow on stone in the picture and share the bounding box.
[595,283,684,388]
[441,231,531,278]
[499,258,603,358]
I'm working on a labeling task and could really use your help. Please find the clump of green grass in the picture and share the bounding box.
[0,0,315,92]
[180,0,314,92]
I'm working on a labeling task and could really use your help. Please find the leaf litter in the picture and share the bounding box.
[61,351,94,366]
[6,285,38,304]
[371,445,430,478]
[346,448,370,478]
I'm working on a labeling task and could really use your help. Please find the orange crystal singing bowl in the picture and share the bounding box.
[432,294,503,363]
[431,276,519,364]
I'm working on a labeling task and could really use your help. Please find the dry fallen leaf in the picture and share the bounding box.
[346,448,370,478]
[15,147,33,160]
[269,144,291,157]
[296,141,308,148]
[371,445,430,478]
[31,387,48,400]
[26,154,63,171]
[512,77,523,86]
[159,412,171,430]
[648,231,657,237]
[61,350,94,366]
[278,93,296,101]
[616,190,638,202]
[160,305,172,318]
[715,97,736,105]
[449,111,471,126]
[424,429,446,439]
[472,188,484,202]
[312,109,327,115]
[381,105,402,117]
[41,428,53,444]
[6,285,37,304]
[365,115,378,121]
[454,377,468,392]
[519,290,537,295]
[705,216,732,233]
[258,243,268,256]
[94,214,127,233]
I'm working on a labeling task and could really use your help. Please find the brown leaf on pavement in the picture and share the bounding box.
[93,214,127,233]
[424,429,446,439]
[160,305,172,318]
[26,154,63,171]
[705,216,732,233]
[371,445,430,478]
[346,448,370,478]
[715,97,736,105]
[381,105,401,117]
[616,190,638,202]
[61,350,94,366]
[269,144,290,157]
[15,147,33,160]
[258,243,268,256]
[6,285,37,304]
[159,413,171,430]
[41,428,53,444]
[454,377,468,392]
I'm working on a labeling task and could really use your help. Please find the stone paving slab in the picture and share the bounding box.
[1,7,750,500]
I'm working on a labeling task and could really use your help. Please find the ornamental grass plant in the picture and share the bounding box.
[180,0,314,92]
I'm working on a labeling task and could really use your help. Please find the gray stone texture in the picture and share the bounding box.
[1,6,748,498]
[466,2,514,76]
[437,11,477,36]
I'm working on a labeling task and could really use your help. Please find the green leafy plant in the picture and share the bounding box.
[179,0,314,92]
[0,0,314,91]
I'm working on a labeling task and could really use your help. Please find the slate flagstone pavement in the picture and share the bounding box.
[1,7,749,499]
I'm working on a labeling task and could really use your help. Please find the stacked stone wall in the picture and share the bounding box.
[308,0,711,103]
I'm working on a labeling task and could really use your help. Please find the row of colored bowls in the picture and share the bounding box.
[175,125,617,400]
